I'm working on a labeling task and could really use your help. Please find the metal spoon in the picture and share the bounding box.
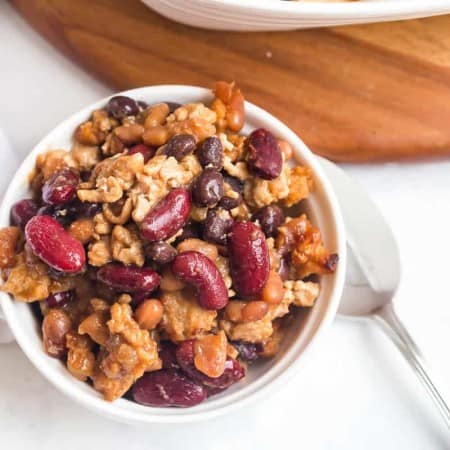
[319,157,450,428]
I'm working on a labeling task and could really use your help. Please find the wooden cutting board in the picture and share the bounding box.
[10,0,450,162]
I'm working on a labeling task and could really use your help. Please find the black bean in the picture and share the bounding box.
[174,221,201,245]
[223,175,244,194]
[192,169,224,207]
[165,134,196,161]
[253,205,285,238]
[145,241,177,265]
[219,196,241,210]
[202,208,233,245]
[106,96,139,119]
[164,102,182,113]
[198,136,223,170]
[219,175,243,210]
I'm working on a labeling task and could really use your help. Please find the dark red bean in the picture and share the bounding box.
[132,369,206,407]
[171,251,228,310]
[10,199,39,228]
[42,169,79,206]
[204,358,245,396]
[130,290,149,307]
[253,205,285,238]
[45,290,75,307]
[165,134,196,161]
[145,241,177,265]
[325,253,339,272]
[141,188,191,242]
[25,215,86,274]
[228,221,270,297]
[97,263,160,294]
[128,144,155,163]
[106,96,139,119]
[202,208,233,245]
[176,340,245,393]
[246,128,282,180]
[231,341,259,362]
[159,341,180,370]
[198,136,223,170]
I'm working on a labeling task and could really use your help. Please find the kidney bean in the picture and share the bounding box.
[176,340,245,392]
[325,253,339,272]
[42,169,79,206]
[246,128,282,180]
[25,215,86,274]
[202,208,233,245]
[145,241,177,265]
[198,136,223,170]
[159,341,180,370]
[192,169,224,207]
[106,95,139,119]
[228,221,270,297]
[10,199,39,228]
[97,263,160,294]
[45,290,75,308]
[132,369,206,407]
[171,251,228,310]
[165,134,196,161]
[253,205,285,238]
[128,144,155,163]
[141,188,191,242]
[42,309,72,358]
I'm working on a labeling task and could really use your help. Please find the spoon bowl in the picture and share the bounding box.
[319,157,450,429]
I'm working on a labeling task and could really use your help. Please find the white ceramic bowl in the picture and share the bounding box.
[0,85,346,424]
[142,0,450,31]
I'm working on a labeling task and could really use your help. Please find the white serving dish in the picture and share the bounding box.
[142,0,450,31]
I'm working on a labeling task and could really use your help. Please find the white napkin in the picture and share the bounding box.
[0,129,19,343]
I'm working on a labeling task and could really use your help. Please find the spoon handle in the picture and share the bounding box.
[373,303,450,428]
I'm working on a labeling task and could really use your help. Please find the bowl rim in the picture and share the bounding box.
[185,0,450,18]
[0,85,346,424]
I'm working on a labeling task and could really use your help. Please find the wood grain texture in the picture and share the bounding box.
[10,0,450,162]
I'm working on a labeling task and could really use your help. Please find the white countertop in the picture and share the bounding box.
[0,3,449,449]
